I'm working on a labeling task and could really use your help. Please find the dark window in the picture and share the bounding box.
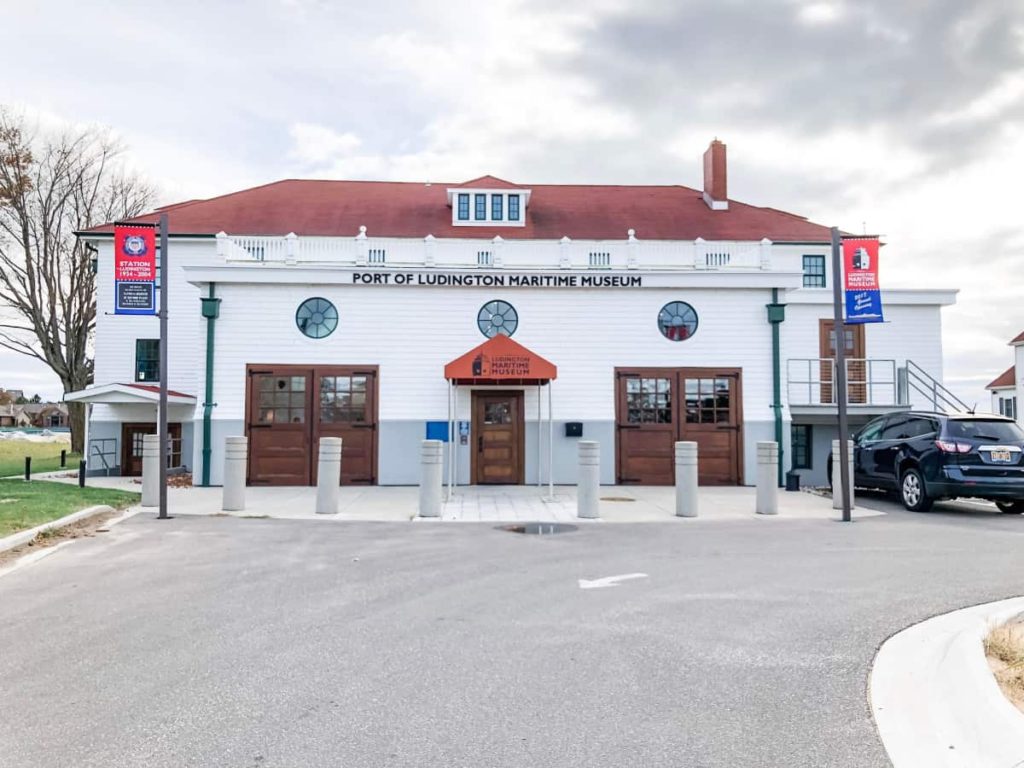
[625,377,672,424]
[474,194,487,221]
[880,417,913,442]
[658,301,699,341]
[256,375,306,424]
[457,194,470,221]
[295,297,338,339]
[857,418,886,443]
[946,419,1024,441]
[802,255,826,287]
[135,339,160,382]
[319,375,368,423]
[684,377,731,423]
[792,424,812,469]
[477,300,518,338]
[491,194,503,220]
[905,417,938,438]
[508,194,520,221]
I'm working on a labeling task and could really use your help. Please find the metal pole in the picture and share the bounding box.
[537,384,542,488]
[547,381,554,500]
[158,212,170,520]
[830,226,852,522]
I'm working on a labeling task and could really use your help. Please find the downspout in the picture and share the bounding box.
[200,284,221,486]
[767,288,786,486]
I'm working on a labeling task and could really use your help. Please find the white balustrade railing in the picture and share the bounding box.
[215,231,778,271]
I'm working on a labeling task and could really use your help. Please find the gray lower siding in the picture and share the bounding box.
[92,416,785,487]
[379,420,617,485]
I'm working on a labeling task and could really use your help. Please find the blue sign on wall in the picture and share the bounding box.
[425,421,449,442]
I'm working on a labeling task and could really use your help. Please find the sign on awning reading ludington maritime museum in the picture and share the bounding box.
[842,238,883,324]
[113,223,157,315]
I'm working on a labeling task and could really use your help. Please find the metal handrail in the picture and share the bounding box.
[904,359,969,413]
[786,357,898,406]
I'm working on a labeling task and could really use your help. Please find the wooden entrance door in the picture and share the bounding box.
[679,371,742,485]
[313,368,378,485]
[247,367,314,485]
[819,320,866,404]
[615,372,676,485]
[472,391,524,484]
[615,368,743,486]
[246,365,379,486]
[121,422,182,476]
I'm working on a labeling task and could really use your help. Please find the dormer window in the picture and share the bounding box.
[447,177,531,227]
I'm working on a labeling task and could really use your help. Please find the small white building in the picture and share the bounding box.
[70,140,958,488]
[987,330,1024,424]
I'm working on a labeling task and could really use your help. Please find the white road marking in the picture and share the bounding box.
[578,573,649,590]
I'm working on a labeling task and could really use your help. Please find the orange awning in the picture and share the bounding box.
[444,334,557,384]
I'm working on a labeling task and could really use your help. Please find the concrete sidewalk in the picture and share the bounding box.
[42,473,880,522]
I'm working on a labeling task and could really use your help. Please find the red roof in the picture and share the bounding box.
[82,178,835,242]
[987,366,1016,390]
[445,334,557,384]
[1012,331,1024,345]
[127,383,194,398]
[453,175,523,189]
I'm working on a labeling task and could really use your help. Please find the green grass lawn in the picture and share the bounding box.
[0,440,81,478]
[0,479,140,537]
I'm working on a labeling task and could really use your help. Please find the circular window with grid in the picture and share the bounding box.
[657,301,698,341]
[295,297,338,339]
[477,300,518,338]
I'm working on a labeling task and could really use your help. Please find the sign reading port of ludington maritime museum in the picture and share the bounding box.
[113,224,157,315]
[842,238,883,324]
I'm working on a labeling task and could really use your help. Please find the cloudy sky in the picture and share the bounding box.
[2,0,1023,405]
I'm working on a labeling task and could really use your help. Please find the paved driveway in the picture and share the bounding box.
[2,498,1024,767]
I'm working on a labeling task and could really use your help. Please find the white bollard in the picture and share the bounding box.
[222,436,248,511]
[675,441,699,517]
[577,441,600,519]
[141,433,159,507]
[831,439,856,511]
[419,439,444,518]
[315,437,343,515]
[756,441,779,515]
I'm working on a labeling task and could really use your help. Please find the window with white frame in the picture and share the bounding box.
[448,188,529,226]
[999,395,1018,420]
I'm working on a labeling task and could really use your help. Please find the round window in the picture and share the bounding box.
[477,300,518,338]
[295,297,338,339]
[658,301,698,341]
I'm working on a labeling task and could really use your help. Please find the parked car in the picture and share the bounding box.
[827,412,1024,513]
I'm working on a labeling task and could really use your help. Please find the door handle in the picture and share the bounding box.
[478,435,483,452]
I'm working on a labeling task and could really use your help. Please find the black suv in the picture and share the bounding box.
[827,412,1024,512]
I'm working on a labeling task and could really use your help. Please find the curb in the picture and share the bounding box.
[0,504,116,555]
[870,596,1024,767]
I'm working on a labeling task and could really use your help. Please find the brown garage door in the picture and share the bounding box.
[247,365,378,486]
[616,367,742,486]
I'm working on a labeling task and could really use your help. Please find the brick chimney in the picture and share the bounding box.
[702,139,728,210]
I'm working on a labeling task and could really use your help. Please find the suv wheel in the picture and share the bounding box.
[996,501,1024,514]
[900,468,933,512]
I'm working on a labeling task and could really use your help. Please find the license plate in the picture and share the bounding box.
[990,450,1012,463]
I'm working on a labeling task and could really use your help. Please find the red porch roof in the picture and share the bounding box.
[444,334,557,385]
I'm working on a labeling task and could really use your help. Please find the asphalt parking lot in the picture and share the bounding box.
[2,495,1024,768]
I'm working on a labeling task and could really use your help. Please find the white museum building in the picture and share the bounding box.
[68,140,960,489]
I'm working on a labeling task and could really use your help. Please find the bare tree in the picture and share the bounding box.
[0,108,154,453]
